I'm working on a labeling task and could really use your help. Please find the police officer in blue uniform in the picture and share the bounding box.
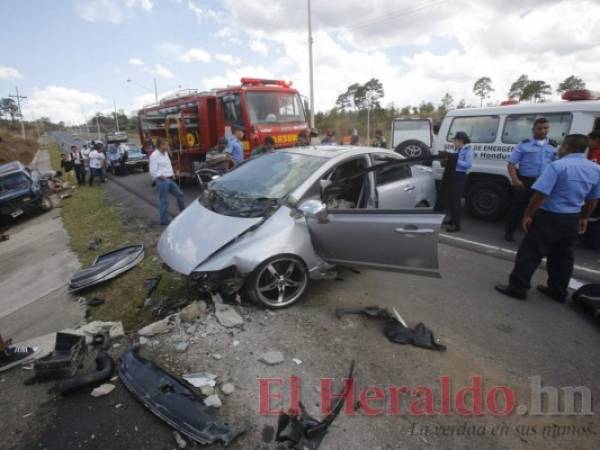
[445,131,474,232]
[495,134,600,302]
[504,117,558,241]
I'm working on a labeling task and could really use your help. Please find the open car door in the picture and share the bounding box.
[305,208,443,278]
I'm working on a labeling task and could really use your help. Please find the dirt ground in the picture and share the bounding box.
[0,128,39,165]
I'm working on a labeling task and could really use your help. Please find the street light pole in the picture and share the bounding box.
[307,0,315,128]
[113,100,120,132]
[95,114,101,140]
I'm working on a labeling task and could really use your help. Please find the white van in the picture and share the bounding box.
[432,90,600,220]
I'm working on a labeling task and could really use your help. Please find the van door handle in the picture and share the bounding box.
[403,185,415,192]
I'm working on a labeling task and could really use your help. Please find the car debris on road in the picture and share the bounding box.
[335,306,446,351]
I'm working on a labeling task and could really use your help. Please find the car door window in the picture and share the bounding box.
[371,153,411,186]
[323,157,369,209]
[502,113,572,144]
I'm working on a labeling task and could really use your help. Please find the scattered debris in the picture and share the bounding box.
[138,316,174,337]
[215,304,244,328]
[180,301,206,323]
[22,413,32,418]
[77,321,124,343]
[90,383,115,397]
[203,394,222,408]
[118,349,244,446]
[144,275,162,298]
[200,385,215,396]
[335,306,446,351]
[212,353,223,360]
[173,431,187,449]
[30,333,85,382]
[87,238,102,251]
[0,344,40,374]
[259,351,285,365]
[292,358,303,365]
[139,337,149,345]
[232,340,240,347]
[58,352,115,396]
[572,284,600,319]
[276,361,355,450]
[91,330,111,350]
[174,340,189,353]
[115,403,122,409]
[182,372,217,388]
[87,297,105,307]
[221,383,235,395]
[59,193,72,200]
[69,244,145,292]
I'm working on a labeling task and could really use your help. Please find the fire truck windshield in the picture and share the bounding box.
[246,92,305,125]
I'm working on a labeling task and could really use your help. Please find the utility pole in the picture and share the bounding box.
[9,86,27,139]
[95,114,102,140]
[153,78,158,103]
[307,0,315,128]
[113,100,120,132]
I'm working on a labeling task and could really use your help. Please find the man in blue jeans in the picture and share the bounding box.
[149,138,186,225]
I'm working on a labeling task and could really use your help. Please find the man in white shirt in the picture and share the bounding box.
[149,138,186,225]
[88,143,106,186]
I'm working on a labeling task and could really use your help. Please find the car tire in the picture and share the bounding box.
[245,255,309,309]
[394,140,431,159]
[465,180,510,221]
[41,195,53,212]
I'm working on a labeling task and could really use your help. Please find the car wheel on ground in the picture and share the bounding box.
[246,255,309,309]
[465,180,510,220]
[394,140,431,159]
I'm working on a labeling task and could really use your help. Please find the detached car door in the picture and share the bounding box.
[306,209,443,277]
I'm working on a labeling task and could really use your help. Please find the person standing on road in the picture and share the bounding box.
[149,138,186,226]
[227,126,245,165]
[495,134,600,302]
[504,118,558,242]
[445,132,474,232]
[81,144,91,179]
[88,143,106,186]
[60,152,76,186]
[70,145,85,185]
[371,129,387,148]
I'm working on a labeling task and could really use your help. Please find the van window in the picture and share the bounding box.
[446,116,498,143]
[393,120,430,131]
[502,113,572,144]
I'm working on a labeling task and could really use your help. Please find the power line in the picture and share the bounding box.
[342,0,446,32]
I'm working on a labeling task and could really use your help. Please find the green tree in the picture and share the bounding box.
[0,98,19,122]
[400,106,411,115]
[556,75,585,94]
[508,74,529,100]
[521,80,552,103]
[335,83,361,111]
[418,102,435,118]
[354,78,385,111]
[473,77,494,107]
[456,99,466,109]
[440,93,454,110]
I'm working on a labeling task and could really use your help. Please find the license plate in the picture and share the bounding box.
[11,209,23,218]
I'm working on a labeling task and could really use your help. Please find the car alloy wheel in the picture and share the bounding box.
[249,255,309,309]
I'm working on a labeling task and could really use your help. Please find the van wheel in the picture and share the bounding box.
[246,255,309,309]
[466,180,509,220]
[394,140,431,159]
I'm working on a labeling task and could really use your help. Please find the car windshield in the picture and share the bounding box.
[0,172,30,193]
[126,145,142,155]
[246,92,305,125]
[200,151,326,217]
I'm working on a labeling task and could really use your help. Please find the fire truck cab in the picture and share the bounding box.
[138,78,308,178]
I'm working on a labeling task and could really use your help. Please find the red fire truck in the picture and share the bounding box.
[137,78,309,178]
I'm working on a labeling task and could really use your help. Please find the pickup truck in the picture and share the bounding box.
[0,161,53,223]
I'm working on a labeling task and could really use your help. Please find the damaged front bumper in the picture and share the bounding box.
[190,266,245,296]
[119,348,244,446]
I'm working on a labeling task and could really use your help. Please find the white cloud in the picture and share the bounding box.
[145,63,175,79]
[215,53,241,66]
[249,39,268,56]
[22,85,104,123]
[215,27,242,45]
[201,65,275,91]
[187,0,221,22]
[180,48,212,63]
[128,58,144,65]
[0,66,23,79]
[76,0,154,24]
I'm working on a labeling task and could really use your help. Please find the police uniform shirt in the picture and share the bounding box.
[532,153,600,214]
[507,138,557,177]
[455,144,474,173]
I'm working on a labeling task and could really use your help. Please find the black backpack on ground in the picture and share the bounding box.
[572,284,600,320]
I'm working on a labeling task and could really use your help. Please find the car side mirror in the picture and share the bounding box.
[298,199,328,223]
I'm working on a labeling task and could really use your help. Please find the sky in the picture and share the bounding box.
[1,0,599,124]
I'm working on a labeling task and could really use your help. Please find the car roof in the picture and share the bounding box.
[446,100,600,117]
[282,145,397,160]
[0,161,26,177]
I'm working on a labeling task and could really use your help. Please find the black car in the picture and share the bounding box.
[0,161,52,223]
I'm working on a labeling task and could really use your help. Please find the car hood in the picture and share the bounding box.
[157,200,262,275]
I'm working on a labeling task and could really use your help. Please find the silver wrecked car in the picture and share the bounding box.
[158,146,443,309]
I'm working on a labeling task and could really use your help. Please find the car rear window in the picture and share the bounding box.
[447,116,499,143]
[501,113,572,144]
[393,120,430,131]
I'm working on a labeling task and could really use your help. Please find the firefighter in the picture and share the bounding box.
[227,126,244,165]
[251,136,275,157]
[495,134,600,302]
[504,118,558,242]
[371,129,387,148]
